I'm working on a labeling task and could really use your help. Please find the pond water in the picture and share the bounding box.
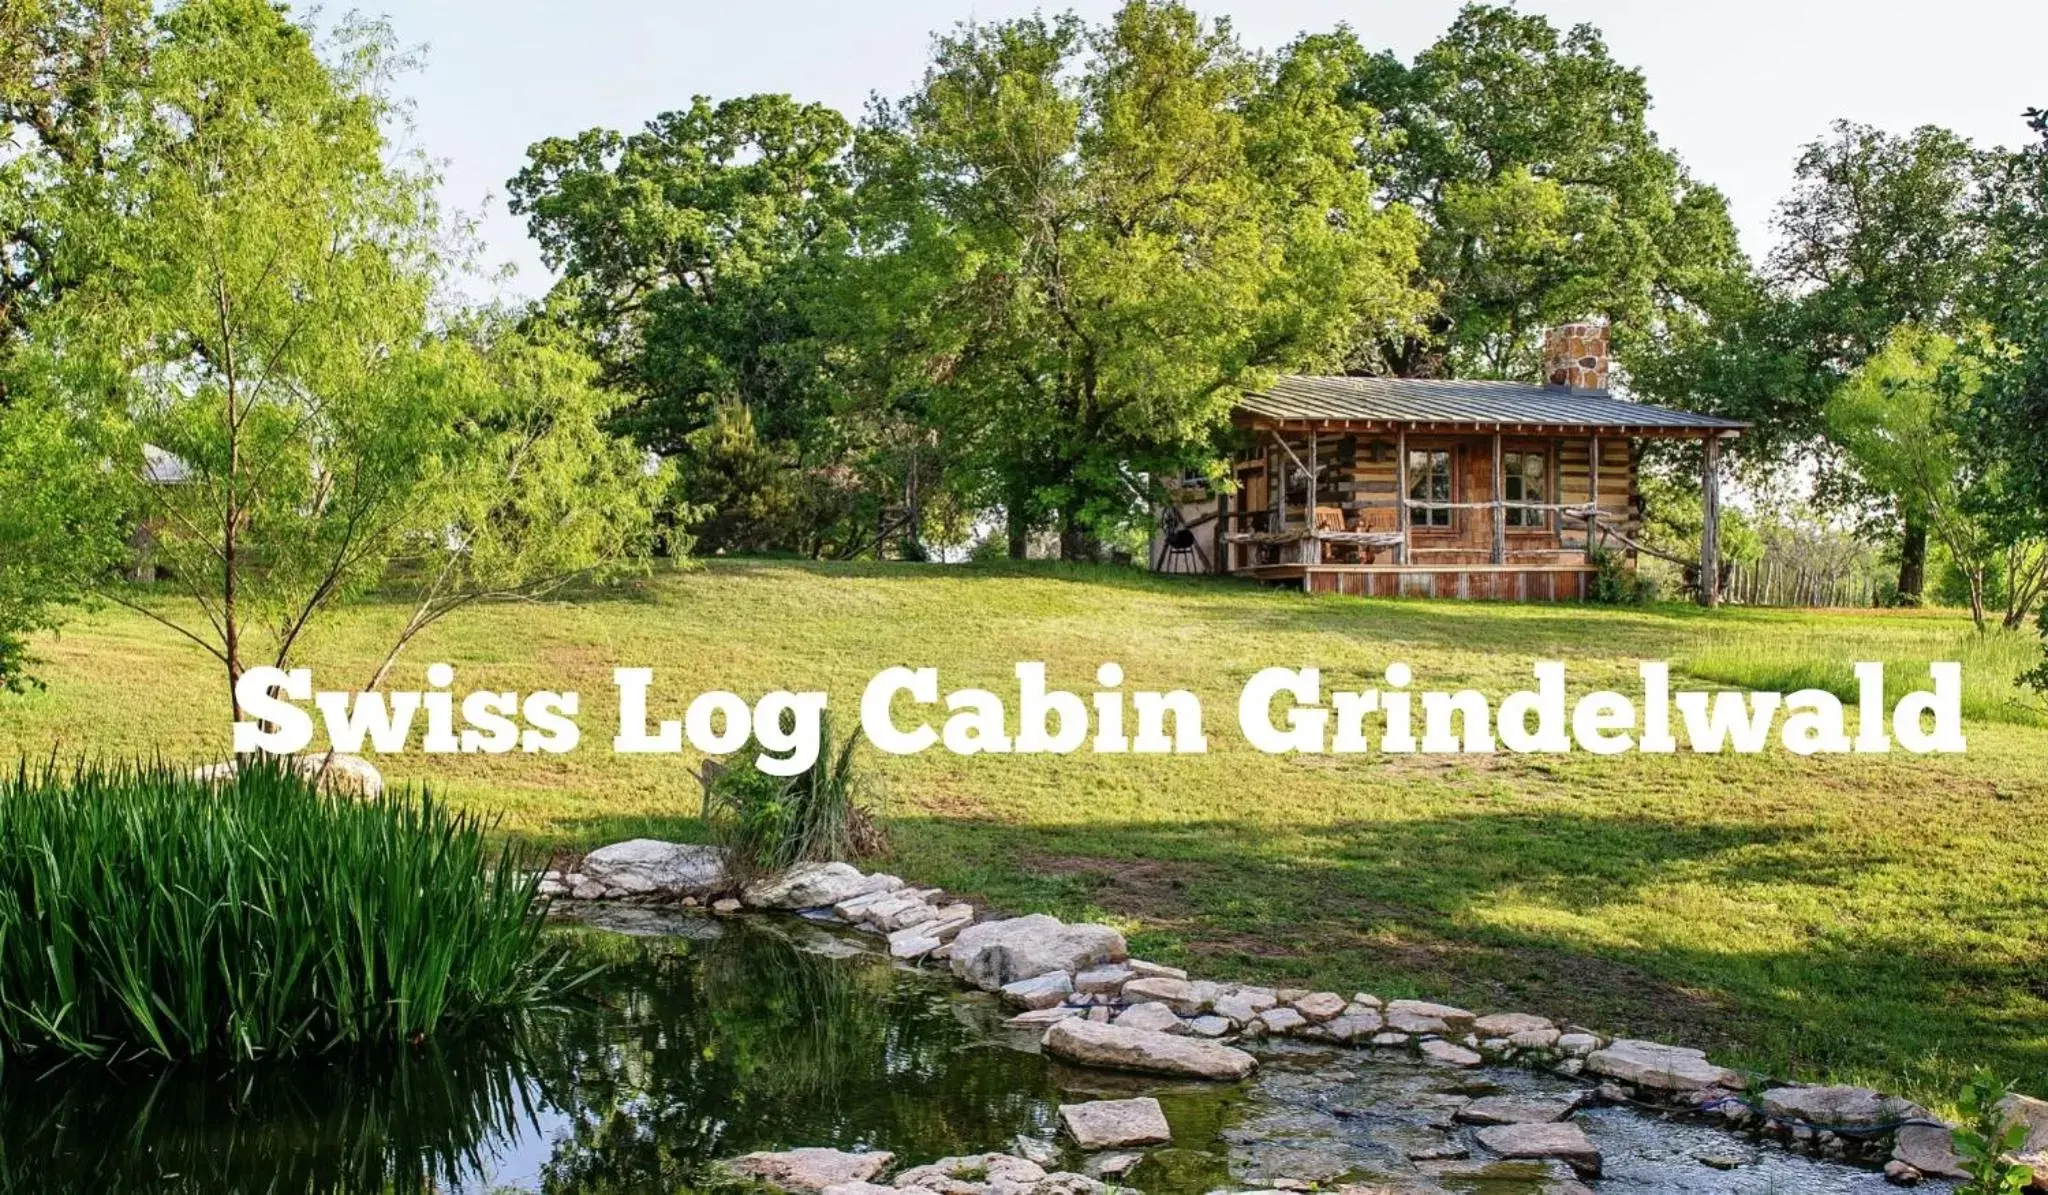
[0,909,1945,1194]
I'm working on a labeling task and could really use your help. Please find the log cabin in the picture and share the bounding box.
[1153,324,1749,604]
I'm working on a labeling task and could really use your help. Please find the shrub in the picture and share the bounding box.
[1588,547,1655,604]
[1955,1072,2035,1193]
[0,757,566,1066]
[702,715,883,879]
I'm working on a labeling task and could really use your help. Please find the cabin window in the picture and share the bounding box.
[1407,449,1453,528]
[1503,450,1549,528]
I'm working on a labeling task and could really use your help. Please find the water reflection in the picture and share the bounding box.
[0,913,1938,1195]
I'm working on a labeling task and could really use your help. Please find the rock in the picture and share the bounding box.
[821,1184,899,1195]
[1760,1085,1920,1128]
[894,1153,1047,1192]
[1059,1096,1172,1148]
[1888,1123,1964,1180]
[1457,1095,1580,1125]
[1291,992,1347,1021]
[1030,1174,1109,1195]
[872,899,939,933]
[1585,1039,1739,1092]
[1883,1159,1922,1185]
[728,1148,895,1192]
[1475,1122,1601,1177]
[950,915,1127,992]
[744,862,895,910]
[1257,1007,1308,1035]
[1323,1011,1382,1042]
[536,876,569,897]
[1418,1038,1483,1068]
[1083,1151,1143,1178]
[1352,992,1384,1008]
[1074,965,1133,994]
[195,752,386,799]
[888,926,944,960]
[923,904,976,940]
[1005,1006,1085,1029]
[1557,1032,1599,1056]
[1509,1028,1561,1049]
[579,839,730,898]
[1473,1012,1554,1037]
[1998,1093,2048,1175]
[570,879,606,900]
[1112,1001,1184,1034]
[712,898,743,913]
[1386,999,1475,1031]
[1126,959,1187,980]
[1697,1153,1748,1170]
[1187,1015,1233,1038]
[1212,993,1263,1024]
[1122,976,1221,1016]
[1012,1137,1063,1167]
[1042,1018,1258,1081]
[1370,1031,1410,1047]
[1002,971,1076,1010]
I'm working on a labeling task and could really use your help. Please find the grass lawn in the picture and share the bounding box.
[6,559,2045,1111]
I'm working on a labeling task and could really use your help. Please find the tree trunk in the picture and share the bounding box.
[1897,515,1927,606]
[1006,493,1029,560]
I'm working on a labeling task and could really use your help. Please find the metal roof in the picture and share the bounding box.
[1237,375,1748,433]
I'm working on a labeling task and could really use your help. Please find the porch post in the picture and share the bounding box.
[1701,433,1722,607]
[1307,431,1320,565]
[1395,429,1410,565]
[1585,433,1600,563]
[1490,431,1505,565]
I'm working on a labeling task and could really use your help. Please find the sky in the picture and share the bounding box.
[363,0,2046,300]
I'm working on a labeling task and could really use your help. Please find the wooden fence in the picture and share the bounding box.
[1725,559,1881,608]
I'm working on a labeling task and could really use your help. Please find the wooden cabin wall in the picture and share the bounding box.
[1558,437,1639,551]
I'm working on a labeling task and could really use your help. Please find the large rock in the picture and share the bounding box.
[194,752,384,799]
[727,1147,895,1192]
[1999,1093,2048,1174]
[579,839,729,898]
[949,915,1126,992]
[744,862,897,909]
[1585,1039,1740,1092]
[1475,1122,1602,1177]
[893,1153,1046,1192]
[1473,1012,1554,1037]
[1759,1085,1920,1128]
[1457,1095,1581,1125]
[1419,1038,1484,1068]
[1112,1001,1184,1033]
[1892,1123,1968,1180]
[1042,1017,1257,1081]
[1385,999,1475,1032]
[1001,971,1075,1010]
[1059,1097,1172,1148]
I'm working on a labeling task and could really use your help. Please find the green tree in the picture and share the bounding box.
[508,95,854,456]
[16,0,665,714]
[1347,4,1746,382]
[860,2,1424,557]
[1828,327,2043,630]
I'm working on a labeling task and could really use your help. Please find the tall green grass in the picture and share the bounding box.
[1681,626,2046,729]
[0,757,565,1066]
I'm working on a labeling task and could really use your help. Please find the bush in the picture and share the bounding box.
[0,757,566,1066]
[1955,1072,2036,1194]
[702,716,883,879]
[1588,547,1655,604]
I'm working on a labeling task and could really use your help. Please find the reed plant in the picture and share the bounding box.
[0,757,566,1066]
[702,715,883,881]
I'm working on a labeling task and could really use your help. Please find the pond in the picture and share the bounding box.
[0,909,1945,1194]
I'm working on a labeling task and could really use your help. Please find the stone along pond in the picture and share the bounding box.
[0,909,1946,1195]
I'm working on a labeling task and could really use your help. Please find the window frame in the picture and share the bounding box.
[1502,446,1553,531]
[1406,445,1458,532]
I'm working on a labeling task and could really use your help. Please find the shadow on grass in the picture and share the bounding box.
[519,802,2045,1105]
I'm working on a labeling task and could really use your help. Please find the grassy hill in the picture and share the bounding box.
[7,559,2045,1109]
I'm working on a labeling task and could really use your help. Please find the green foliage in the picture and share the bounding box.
[1350,3,1745,381]
[678,398,798,554]
[0,757,566,1065]
[2,0,668,704]
[852,2,1423,553]
[2022,603,2048,703]
[0,398,125,690]
[1585,547,1653,605]
[1954,1073,2036,1194]
[702,716,881,879]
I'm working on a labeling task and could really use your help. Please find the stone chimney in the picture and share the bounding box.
[1541,322,1609,392]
